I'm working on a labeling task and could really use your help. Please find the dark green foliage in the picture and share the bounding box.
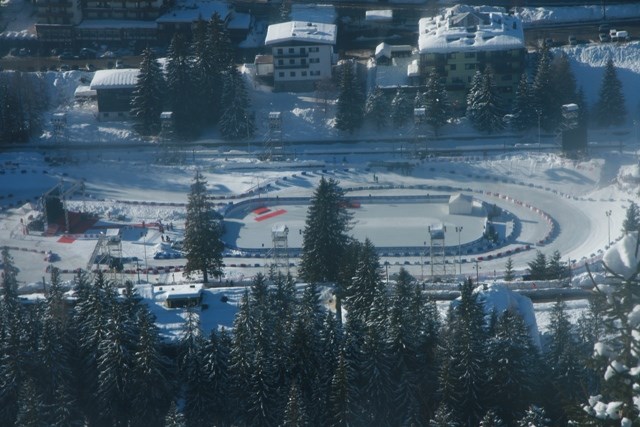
[595,58,627,127]
[335,61,365,133]
[183,171,224,283]
[504,257,515,282]
[219,66,255,140]
[485,311,539,424]
[423,70,450,135]
[466,67,505,134]
[551,53,578,108]
[166,33,197,139]
[429,403,460,426]
[345,238,382,324]
[438,279,488,426]
[299,177,353,283]
[622,201,640,234]
[527,250,547,280]
[532,47,561,132]
[583,260,640,423]
[547,250,568,281]
[283,381,309,426]
[511,73,536,132]
[391,88,414,128]
[518,405,551,426]
[542,300,588,425]
[0,72,48,144]
[164,401,186,427]
[130,48,165,135]
[479,410,505,427]
[365,86,389,129]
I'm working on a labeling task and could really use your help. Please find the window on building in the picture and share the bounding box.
[447,52,456,59]
[300,47,306,55]
[450,64,456,71]
[301,58,306,65]
[288,48,294,54]
[278,59,283,66]
[279,72,284,77]
[277,48,283,55]
[289,59,295,65]
[464,63,475,70]
[302,71,307,76]
[309,47,319,52]
[464,52,475,58]
[290,71,296,77]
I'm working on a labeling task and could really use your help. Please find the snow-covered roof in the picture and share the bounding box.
[89,69,139,90]
[375,42,413,60]
[76,19,157,29]
[163,283,203,300]
[449,193,473,204]
[265,21,337,46]
[373,56,418,88]
[418,5,524,54]
[291,4,336,25]
[366,9,393,22]
[156,1,230,23]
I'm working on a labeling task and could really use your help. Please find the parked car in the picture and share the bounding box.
[599,33,610,42]
[99,50,116,58]
[568,35,577,45]
[613,30,629,42]
[58,51,77,60]
[79,48,97,59]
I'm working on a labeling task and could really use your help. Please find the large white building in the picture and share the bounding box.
[264,20,337,92]
[417,5,526,108]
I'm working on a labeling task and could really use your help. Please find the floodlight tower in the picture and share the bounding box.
[428,224,446,278]
[270,223,290,275]
[265,111,285,160]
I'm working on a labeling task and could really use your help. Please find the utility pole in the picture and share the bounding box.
[474,259,480,284]
[606,210,612,246]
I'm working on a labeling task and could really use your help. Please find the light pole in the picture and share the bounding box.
[474,259,480,284]
[606,210,612,246]
[536,109,542,152]
[455,226,463,275]
[141,229,149,283]
[384,261,389,286]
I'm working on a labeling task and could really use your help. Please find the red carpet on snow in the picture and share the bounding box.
[255,209,287,222]
[57,235,76,244]
[253,207,270,215]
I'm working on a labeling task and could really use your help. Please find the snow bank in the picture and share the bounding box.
[516,4,640,26]
[602,232,640,279]
[474,283,541,347]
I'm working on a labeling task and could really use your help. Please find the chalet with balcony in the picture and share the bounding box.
[418,5,525,109]
[89,69,139,121]
[264,20,337,92]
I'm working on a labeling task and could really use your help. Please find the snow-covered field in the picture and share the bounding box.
[3,3,640,337]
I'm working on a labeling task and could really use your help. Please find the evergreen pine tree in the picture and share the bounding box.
[511,73,536,132]
[479,410,506,427]
[532,46,561,132]
[179,310,211,427]
[595,58,627,127]
[390,88,414,128]
[414,90,426,109]
[219,66,255,140]
[130,309,172,427]
[202,328,230,426]
[423,70,450,136]
[546,250,567,281]
[466,67,505,134]
[583,249,640,423]
[346,238,382,324]
[527,250,547,280]
[183,171,224,283]
[283,381,310,426]
[335,60,365,133]
[438,279,488,426]
[551,53,578,107]
[429,403,460,427]
[15,377,47,427]
[365,86,389,130]
[166,33,196,139]
[130,47,164,136]
[517,405,551,427]
[299,177,353,283]
[164,401,186,427]
[504,257,515,282]
[485,311,539,424]
[622,201,640,234]
[543,300,588,425]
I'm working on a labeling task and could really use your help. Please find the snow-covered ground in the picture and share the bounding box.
[3,3,640,338]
